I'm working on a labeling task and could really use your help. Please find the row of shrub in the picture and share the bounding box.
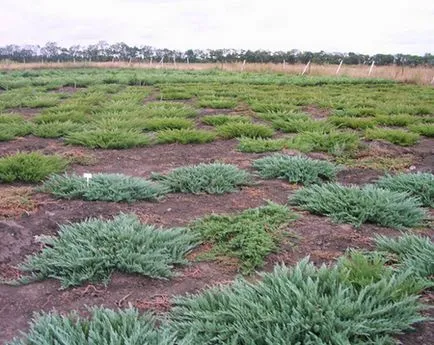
[8,228,434,345]
[2,152,432,229]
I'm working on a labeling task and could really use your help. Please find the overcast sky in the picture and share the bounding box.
[1,0,433,54]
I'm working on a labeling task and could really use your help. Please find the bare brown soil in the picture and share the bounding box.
[0,136,433,344]
[5,108,40,120]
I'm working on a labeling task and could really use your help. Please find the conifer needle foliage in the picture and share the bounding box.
[0,152,68,183]
[375,234,434,282]
[170,259,426,345]
[41,173,167,202]
[151,163,252,194]
[65,128,150,149]
[192,202,298,273]
[8,307,178,345]
[291,183,425,228]
[16,214,199,287]
[253,154,339,185]
[376,172,434,207]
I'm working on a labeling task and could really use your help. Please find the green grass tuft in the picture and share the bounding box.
[365,128,420,146]
[253,154,339,185]
[291,183,425,228]
[0,152,68,183]
[192,202,297,273]
[157,129,216,144]
[151,163,252,194]
[217,122,274,139]
[41,173,167,202]
[65,129,150,148]
[16,214,198,287]
[237,137,287,153]
[376,172,434,207]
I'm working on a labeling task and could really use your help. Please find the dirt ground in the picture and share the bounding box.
[0,136,433,344]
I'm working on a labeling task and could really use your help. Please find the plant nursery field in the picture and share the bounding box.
[0,68,433,345]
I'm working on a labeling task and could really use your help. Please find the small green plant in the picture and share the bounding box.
[0,152,68,183]
[0,122,32,141]
[66,129,150,148]
[151,163,252,194]
[142,117,194,131]
[8,308,173,345]
[271,115,333,133]
[192,203,297,273]
[365,128,420,146]
[329,116,376,129]
[217,122,274,139]
[144,102,197,118]
[15,214,198,287]
[338,251,391,288]
[157,129,216,144]
[376,172,434,207]
[376,114,418,127]
[201,115,250,126]
[32,120,83,138]
[375,234,434,281]
[41,173,167,202]
[237,137,287,153]
[409,123,434,137]
[198,98,237,109]
[33,110,88,124]
[291,183,425,228]
[288,130,360,156]
[337,250,429,296]
[253,154,339,185]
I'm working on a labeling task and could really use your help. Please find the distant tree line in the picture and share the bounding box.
[1,41,433,66]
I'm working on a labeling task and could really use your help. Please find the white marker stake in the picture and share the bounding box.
[241,59,246,71]
[336,59,343,75]
[368,61,375,76]
[301,60,311,75]
[283,60,286,69]
[83,173,93,186]
[150,57,153,65]
[431,76,434,85]
[173,56,176,66]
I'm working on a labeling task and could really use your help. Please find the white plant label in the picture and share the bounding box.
[83,173,93,186]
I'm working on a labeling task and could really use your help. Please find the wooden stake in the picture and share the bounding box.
[301,60,311,75]
[150,57,153,65]
[283,60,286,69]
[173,55,176,66]
[241,59,246,71]
[336,59,343,75]
[368,61,375,76]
